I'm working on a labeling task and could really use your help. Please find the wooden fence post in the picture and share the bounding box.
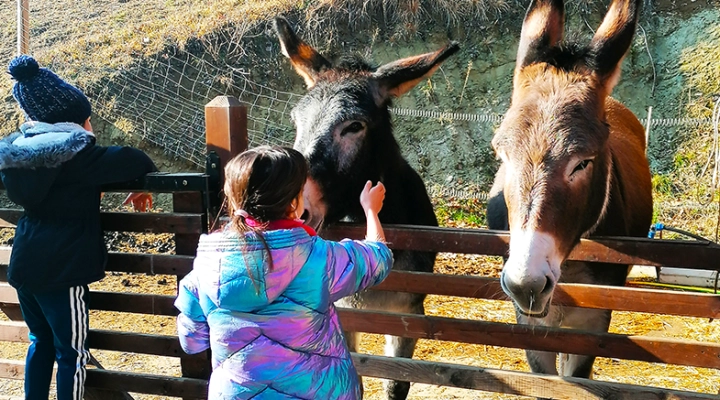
[204,96,248,226]
[205,96,248,174]
[176,96,247,398]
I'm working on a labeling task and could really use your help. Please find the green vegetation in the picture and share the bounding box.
[649,23,720,240]
[434,197,486,228]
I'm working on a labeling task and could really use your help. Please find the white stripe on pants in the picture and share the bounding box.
[70,286,88,400]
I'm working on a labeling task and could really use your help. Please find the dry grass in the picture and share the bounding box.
[0,0,521,87]
[304,0,521,39]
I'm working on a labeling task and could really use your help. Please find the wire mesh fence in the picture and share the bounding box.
[0,0,717,198]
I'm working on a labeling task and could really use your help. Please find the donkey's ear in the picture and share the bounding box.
[373,42,460,101]
[273,17,331,88]
[588,0,642,93]
[516,0,565,70]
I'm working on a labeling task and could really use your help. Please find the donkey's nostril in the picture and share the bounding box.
[540,275,553,295]
[300,209,310,221]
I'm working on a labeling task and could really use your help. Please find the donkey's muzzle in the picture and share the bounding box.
[500,270,554,316]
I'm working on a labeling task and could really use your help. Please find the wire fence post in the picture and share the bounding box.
[645,106,653,153]
[16,0,29,55]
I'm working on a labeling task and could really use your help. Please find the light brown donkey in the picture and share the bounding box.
[486,0,653,381]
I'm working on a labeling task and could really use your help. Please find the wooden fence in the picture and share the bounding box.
[0,96,718,399]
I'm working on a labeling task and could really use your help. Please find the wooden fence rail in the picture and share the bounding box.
[322,224,720,271]
[0,321,717,399]
[1,253,718,319]
[2,289,719,370]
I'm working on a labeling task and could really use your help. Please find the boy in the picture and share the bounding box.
[0,55,157,400]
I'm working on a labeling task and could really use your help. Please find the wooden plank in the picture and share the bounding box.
[0,252,193,277]
[337,309,720,370]
[0,284,177,316]
[5,254,717,319]
[6,354,714,400]
[85,369,208,398]
[372,271,720,319]
[351,354,719,400]
[89,330,181,357]
[0,284,17,303]
[0,320,26,342]
[85,355,136,400]
[0,173,210,193]
[102,212,203,234]
[0,359,24,380]
[89,291,177,316]
[173,194,205,256]
[321,224,720,271]
[4,286,719,370]
[3,267,719,322]
[0,209,204,234]
[0,359,208,397]
[0,247,10,266]
[105,252,194,276]
[3,289,718,370]
[0,321,182,357]
[0,303,23,321]
[174,192,211,386]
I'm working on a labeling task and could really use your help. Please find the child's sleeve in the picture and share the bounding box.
[175,272,210,354]
[66,145,158,186]
[326,239,394,302]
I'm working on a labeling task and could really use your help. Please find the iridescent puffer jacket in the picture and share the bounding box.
[175,227,393,399]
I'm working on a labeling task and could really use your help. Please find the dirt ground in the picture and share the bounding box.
[1,251,719,399]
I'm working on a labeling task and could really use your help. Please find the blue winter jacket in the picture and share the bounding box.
[0,121,157,292]
[175,227,393,399]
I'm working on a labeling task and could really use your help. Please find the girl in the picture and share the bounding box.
[175,145,393,399]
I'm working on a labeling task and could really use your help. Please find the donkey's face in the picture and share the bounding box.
[274,17,458,229]
[289,72,380,229]
[492,0,641,316]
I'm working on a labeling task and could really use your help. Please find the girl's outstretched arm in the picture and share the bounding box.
[326,239,393,302]
[326,180,393,301]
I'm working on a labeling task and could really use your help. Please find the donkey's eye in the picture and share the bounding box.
[572,159,592,174]
[341,122,365,136]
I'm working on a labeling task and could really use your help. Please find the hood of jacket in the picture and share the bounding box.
[0,121,95,208]
[193,227,314,312]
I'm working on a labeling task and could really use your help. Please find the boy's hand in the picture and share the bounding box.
[360,181,385,214]
[123,192,153,212]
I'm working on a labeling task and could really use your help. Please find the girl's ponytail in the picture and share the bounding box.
[221,146,309,289]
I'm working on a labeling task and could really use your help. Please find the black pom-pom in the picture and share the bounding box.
[8,55,40,82]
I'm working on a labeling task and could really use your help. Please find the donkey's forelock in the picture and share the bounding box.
[496,67,608,162]
[333,54,378,73]
[520,40,596,74]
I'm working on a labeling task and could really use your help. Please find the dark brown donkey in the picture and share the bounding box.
[274,17,458,400]
[486,0,652,381]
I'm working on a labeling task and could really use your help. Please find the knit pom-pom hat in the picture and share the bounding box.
[8,55,92,126]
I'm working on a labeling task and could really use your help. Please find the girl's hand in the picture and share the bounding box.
[360,181,385,214]
[123,192,153,212]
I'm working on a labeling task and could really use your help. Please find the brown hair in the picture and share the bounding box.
[223,146,309,281]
